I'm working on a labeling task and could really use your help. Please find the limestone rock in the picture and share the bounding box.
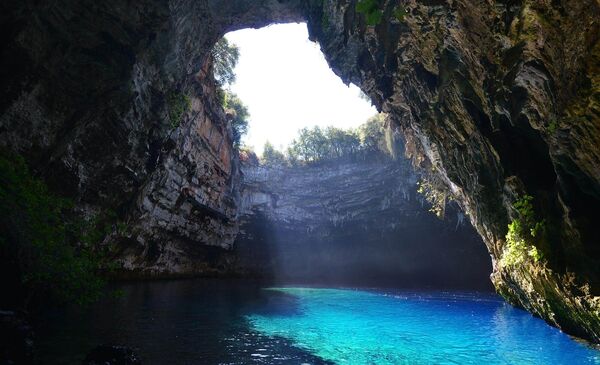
[235,154,491,289]
[1,0,599,342]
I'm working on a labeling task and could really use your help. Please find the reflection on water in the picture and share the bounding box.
[35,280,331,364]
[35,280,600,364]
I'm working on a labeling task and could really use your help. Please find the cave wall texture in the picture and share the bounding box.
[235,154,492,290]
[304,0,600,341]
[0,0,599,342]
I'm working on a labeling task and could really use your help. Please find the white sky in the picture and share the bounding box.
[225,23,377,153]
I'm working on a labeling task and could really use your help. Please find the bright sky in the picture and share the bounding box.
[225,23,377,153]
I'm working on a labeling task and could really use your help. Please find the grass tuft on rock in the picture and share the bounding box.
[501,195,545,267]
[167,92,191,128]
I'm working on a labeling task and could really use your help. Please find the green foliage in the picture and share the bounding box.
[548,119,558,134]
[261,141,287,166]
[359,114,387,153]
[287,125,360,163]
[393,6,408,22]
[513,195,546,237]
[260,114,390,166]
[288,126,330,162]
[211,37,240,87]
[502,195,546,267]
[286,145,300,166]
[529,245,543,262]
[356,0,383,26]
[356,0,407,26]
[222,91,249,148]
[210,37,248,148]
[503,220,529,266]
[326,126,361,159]
[0,151,108,306]
[417,176,448,218]
[167,92,191,128]
[217,87,226,107]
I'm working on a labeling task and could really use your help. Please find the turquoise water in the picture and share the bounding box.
[247,288,600,365]
[36,281,600,364]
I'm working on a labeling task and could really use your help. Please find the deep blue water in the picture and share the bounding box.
[248,288,600,364]
[36,280,600,364]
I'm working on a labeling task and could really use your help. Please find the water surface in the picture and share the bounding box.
[36,280,600,364]
[248,287,600,364]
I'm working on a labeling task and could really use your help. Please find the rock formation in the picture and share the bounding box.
[307,0,600,341]
[1,0,598,341]
[235,154,491,290]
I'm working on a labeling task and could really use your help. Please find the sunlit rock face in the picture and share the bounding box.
[236,153,492,290]
[1,0,599,341]
[305,0,600,341]
[0,0,304,276]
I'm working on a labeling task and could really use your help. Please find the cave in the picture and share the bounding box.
[1,0,599,363]
[217,23,493,291]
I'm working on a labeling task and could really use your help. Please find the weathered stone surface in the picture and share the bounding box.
[0,0,304,276]
[235,153,491,289]
[306,0,600,341]
[111,66,242,275]
[1,0,599,342]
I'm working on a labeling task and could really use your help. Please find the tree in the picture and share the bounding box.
[262,141,286,166]
[211,38,248,148]
[258,114,390,166]
[325,126,345,159]
[286,145,300,166]
[211,37,239,87]
[325,126,360,159]
[290,126,329,162]
[359,114,386,154]
[223,92,249,148]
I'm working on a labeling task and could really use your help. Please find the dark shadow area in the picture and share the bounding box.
[234,154,493,291]
[33,279,333,365]
[236,209,493,291]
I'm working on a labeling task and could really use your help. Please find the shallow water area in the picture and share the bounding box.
[248,287,600,364]
[35,280,600,364]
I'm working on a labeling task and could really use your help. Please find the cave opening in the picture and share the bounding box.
[221,23,375,155]
[214,23,492,291]
[4,1,600,362]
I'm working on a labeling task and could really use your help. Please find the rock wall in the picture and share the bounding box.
[305,0,600,341]
[0,0,304,276]
[235,154,492,290]
[113,68,241,276]
[1,0,599,341]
